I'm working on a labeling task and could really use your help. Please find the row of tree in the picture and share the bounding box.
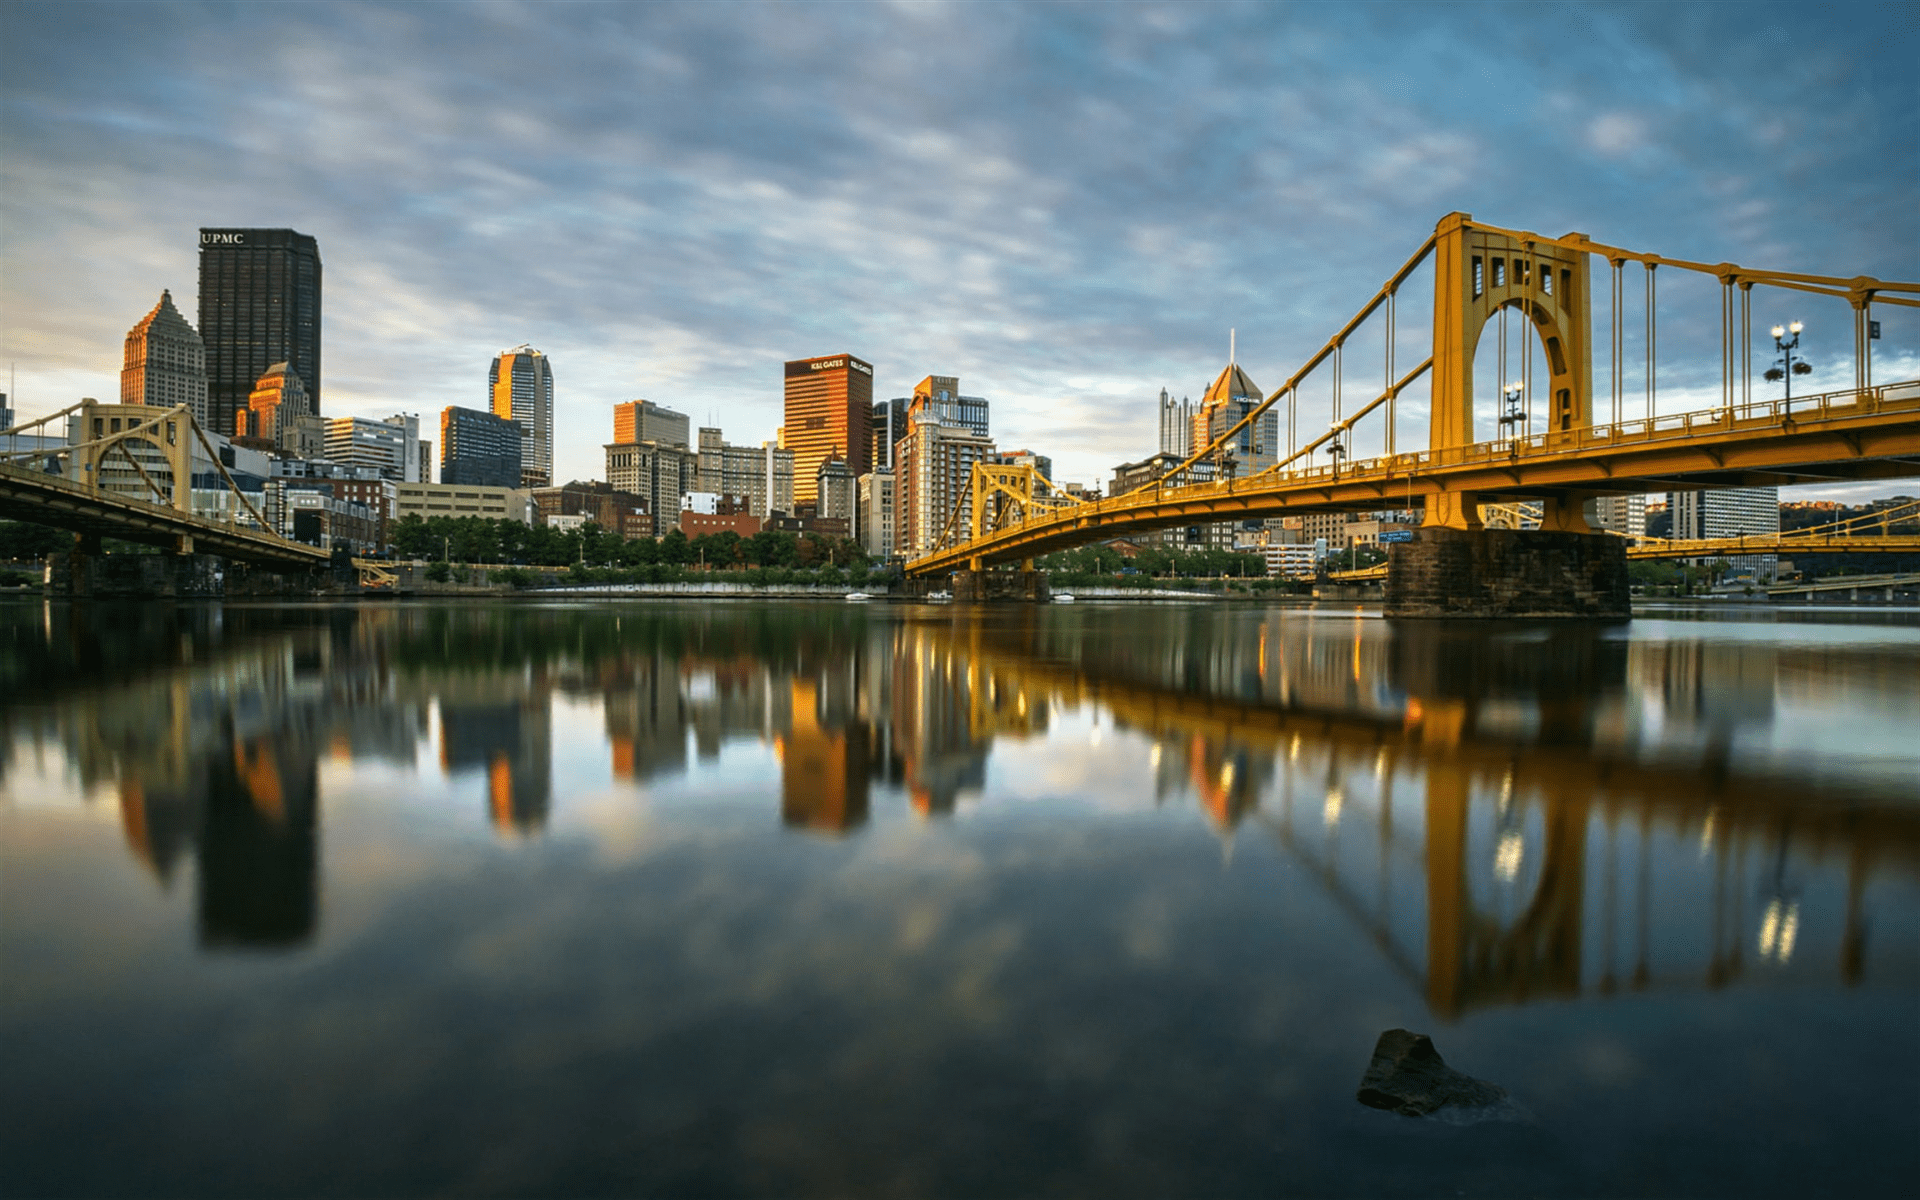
[385,515,867,571]
[1036,543,1269,578]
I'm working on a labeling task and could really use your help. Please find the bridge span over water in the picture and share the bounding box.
[908,213,1920,586]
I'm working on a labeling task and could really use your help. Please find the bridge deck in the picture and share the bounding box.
[0,460,329,570]
[909,382,1920,576]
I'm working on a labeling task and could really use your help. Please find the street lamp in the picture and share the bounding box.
[1497,381,1526,440]
[1764,320,1812,410]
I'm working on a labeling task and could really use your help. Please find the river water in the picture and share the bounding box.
[2,598,1915,1198]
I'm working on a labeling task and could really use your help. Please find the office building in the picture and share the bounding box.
[783,353,873,507]
[911,375,990,439]
[605,441,695,537]
[394,481,535,525]
[489,344,555,487]
[897,407,993,556]
[530,481,651,540]
[695,427,793,518]
[613,399,690,449]
[121,290,208,423]
[1158,388,1195,457]
[859,470,895,560]
[816,456,856,532]
[1669,487,1780,540]
[1193,359,1276,476]
[236,362,309,446]
[198,228,321,438]
[1670,486,1780,576]
[440,405,524,489]
[1592,493,1648,538]
[872,397,911,470]
[325,414,421,482]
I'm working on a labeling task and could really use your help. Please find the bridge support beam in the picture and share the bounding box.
[953,569,1050,603]
[1386,528,1627,618]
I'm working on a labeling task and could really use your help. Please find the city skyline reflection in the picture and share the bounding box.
[5,600,1914,1005]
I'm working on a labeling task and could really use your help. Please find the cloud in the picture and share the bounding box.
[0,1,1913,497]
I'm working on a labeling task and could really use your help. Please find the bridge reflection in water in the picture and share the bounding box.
[7,602,1911,1016]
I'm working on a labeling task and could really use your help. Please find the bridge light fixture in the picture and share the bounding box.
[1497,381,1527,436]
[1769,319,1808,409]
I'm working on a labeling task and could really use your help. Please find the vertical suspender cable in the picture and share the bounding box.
[1611,260,1623,427]
[1728,280,1743,410]
[1385,290,1396,457]
[1744,288,1756,408]
[1645,263,1657,421]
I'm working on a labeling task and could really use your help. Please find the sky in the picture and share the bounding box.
[2,0,1915,499]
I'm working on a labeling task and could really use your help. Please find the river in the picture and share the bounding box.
[2,598,1915,1197]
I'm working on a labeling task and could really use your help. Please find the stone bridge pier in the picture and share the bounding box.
[1385,528,1629,618]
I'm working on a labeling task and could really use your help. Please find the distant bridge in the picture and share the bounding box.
[908,213,1920,577]
[0,400,329,572]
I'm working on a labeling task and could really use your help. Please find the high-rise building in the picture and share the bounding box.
[1669,487,1779,540]
[816,456,857,532]
[858,470,895,560]
[871,397,911,471]
[197,228,321,439]
[910,375,989,439]
[604,441,695,537]
[783,354,873,507]
[1157,388,1194,457]
[237,363,309,444]
[1592,494,1648,538]
[1193,360,1276,475]
[121,290,208,423]
[1189,358,1277,550]
[694,426,793,518]
[326,414,421,482]
[612,399,690,449]
[489,345,554,488]
[441,405,524,488]
[897,407,993,557]
[1669,486,1780,576]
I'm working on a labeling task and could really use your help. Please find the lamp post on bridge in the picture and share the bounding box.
[1765,321,1812,411]
[1497,381,1526,445]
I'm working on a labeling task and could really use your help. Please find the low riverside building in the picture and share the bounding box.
[394,481,535,526]
[531,481,650,540]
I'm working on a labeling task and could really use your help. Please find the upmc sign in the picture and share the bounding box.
[200,231,246,246]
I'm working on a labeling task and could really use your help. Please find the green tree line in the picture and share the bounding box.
[388,515,869,572]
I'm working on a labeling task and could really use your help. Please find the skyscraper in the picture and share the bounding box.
[489,345,555,488]
[612,399,690,449]
[197,228,322,438]
[326,414,421,482]
[783,354,873,507]
[441,405,524,488]
[237,362,310,447]
[121,290,208,423]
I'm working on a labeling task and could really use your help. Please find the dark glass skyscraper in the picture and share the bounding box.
[197,228,322,438]
[441,405,524,488]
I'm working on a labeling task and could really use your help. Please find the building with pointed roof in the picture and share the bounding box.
[121,290,208,424]
[1192,359,1276,477]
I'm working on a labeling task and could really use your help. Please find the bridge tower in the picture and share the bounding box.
[1428,212,1596,531]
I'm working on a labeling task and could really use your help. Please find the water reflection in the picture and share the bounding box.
[4,600,1915,1010]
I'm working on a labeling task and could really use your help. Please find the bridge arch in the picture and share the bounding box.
[1428,213,1595,527]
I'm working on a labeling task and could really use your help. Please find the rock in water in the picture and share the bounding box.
[1356,1029,1508,1117]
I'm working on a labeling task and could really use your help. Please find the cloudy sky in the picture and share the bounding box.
[2,1,1914,495]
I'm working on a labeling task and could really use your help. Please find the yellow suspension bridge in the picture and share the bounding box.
[907,213,1920,585]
